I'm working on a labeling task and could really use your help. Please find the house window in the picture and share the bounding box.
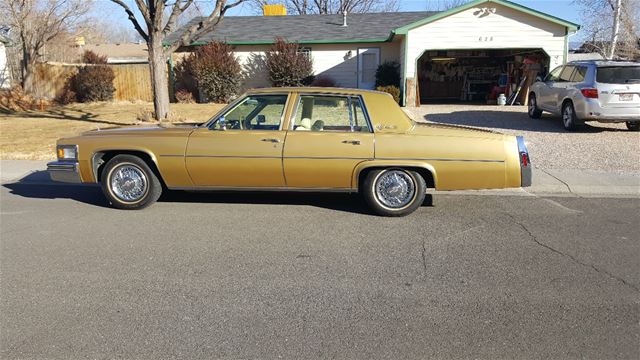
[298,47,312,59]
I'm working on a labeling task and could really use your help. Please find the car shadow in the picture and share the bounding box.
[424,110,628,133]
[3,171,434,215]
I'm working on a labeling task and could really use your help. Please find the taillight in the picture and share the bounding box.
[581,88,598,98]
[520,152,529,167]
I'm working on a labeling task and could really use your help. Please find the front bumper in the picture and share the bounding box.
[47,161,81,183]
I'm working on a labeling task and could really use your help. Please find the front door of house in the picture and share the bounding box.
[357,48,380,90]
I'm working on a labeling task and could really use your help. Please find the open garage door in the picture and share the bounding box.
[417,49,549,105]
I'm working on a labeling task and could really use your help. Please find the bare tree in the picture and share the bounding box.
[109,0,245,120]
[0,0,91,93]
[249,0,398,15]
[575,0,639,60]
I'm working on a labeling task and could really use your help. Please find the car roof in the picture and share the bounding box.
[568,60,639,67]
[246,87,388,96]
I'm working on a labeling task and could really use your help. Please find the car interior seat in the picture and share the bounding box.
[311,120,324,131]
[296,118,311,131]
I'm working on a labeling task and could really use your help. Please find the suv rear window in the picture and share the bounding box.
[596,66,640,84]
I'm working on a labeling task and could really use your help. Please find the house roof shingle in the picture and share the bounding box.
[164,11,437,46]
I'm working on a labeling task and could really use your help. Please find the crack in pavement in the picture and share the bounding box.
[539,169,577,196]
[504,212,639,293]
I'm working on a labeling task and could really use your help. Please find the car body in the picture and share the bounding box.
[48,87,531,216]
[528,60,640,131]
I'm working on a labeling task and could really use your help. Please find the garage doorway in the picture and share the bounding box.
[417,49,549,105]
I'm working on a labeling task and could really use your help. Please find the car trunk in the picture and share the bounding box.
[595,65,640,108]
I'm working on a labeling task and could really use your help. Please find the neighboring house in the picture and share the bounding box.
[0,33,11,89]
[568,52,604,62]
[81,43,149,64]
[166,0,579,106]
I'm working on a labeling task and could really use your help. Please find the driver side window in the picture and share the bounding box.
[211,94,288,130]
[545,66,563,82]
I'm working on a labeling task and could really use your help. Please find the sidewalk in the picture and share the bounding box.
[1,160,638,197]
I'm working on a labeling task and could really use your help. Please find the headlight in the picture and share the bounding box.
[57,145,78,160]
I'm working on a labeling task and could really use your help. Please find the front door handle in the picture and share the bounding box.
[261,138,281,143]
[342,140,361,145]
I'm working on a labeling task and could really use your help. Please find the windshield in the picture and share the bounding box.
[596,66,640,84]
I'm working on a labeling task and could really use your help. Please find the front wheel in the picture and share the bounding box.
[528,94,543,119]
[362,169,426,217]
[626,122,640,131]
[101,155,162,209]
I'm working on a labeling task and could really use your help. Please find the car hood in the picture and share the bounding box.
[408,122,505,139]
[81,123,199,136]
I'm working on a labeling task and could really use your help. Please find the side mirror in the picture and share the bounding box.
[536,76,543,82]
[257,115,266,124]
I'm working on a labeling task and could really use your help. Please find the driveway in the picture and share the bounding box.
[404,105,640,174]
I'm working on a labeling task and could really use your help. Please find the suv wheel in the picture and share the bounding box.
[363,168,426,217]
[561,102,579,131]
[626,122,640,131]
[528,94,543,119]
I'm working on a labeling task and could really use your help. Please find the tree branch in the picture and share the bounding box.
[163,0,194,35]
[109,0,149,41]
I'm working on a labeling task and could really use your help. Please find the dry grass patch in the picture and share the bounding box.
[0,102,226,160]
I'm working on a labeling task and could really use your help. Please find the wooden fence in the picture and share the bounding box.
[33,62,153,102]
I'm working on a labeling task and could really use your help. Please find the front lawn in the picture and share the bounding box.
[0,102,225,160]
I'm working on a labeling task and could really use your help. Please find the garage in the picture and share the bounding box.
[417,48,548,104]
[396,0,580,106]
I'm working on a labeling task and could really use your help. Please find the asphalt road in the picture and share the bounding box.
[1,181,639,359]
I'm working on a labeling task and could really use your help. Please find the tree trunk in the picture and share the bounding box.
[608,0,622,60]
[148,35,170,121]
[21,49,35,93]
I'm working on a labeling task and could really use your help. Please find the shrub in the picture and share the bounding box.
[72,50,115,102]
[265,38,313,87]
[185,42,242,103]
[136,108,155,122]
[375,61,400,88]
[310,75,336,87]
[175,89,195,103]
[376,85,400,104]
[56,88,77,105]
[0,86,39,112]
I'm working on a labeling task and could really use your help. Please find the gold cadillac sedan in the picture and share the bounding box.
[48,87,531,216]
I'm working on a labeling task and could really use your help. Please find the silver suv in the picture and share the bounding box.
[529,60,639,131]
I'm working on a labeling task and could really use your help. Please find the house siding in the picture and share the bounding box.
[404,2,567,81]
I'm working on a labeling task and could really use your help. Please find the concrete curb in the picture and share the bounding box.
[1,160,639,198]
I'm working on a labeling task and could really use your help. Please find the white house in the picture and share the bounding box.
[0,33,11,89]
[167,0,579,106]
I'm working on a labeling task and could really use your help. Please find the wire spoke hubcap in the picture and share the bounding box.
[110,164,147,202]
[375,170,416,209]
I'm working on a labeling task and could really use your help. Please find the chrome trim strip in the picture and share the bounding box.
[286,156,372,160]
[159,154,183,157]
[169,186,354,193]
[516,136,532,187]
[375,157,505,163]
[47,161,81,184]
[186,155,282,159]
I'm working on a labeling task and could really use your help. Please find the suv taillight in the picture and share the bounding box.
[581,88,598,99]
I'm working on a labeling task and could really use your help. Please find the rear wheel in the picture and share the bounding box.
[562,101,579,131]
[626,122,640,131]
[528,94,543,119]
[362,169,426,217]
[101,155,162,209]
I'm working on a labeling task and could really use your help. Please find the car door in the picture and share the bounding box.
[283,93,374,189]
[538,66,564,111]
[185,94,289,187]
[549,65,577,112]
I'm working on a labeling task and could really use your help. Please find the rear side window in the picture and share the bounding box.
[596,66,640,84]
[546,66,563,81]
[571,66,588,82]
[559,66,575,82]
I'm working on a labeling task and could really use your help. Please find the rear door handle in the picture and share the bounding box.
[261,138,281,143]
[342,140,361,145]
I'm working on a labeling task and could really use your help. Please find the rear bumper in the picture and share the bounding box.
[47,161,81,183]
[516,136,532,187]
[575,99,640,122]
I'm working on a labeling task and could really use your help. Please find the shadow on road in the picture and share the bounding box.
[3,171,433,215]
[424,110,628,133]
